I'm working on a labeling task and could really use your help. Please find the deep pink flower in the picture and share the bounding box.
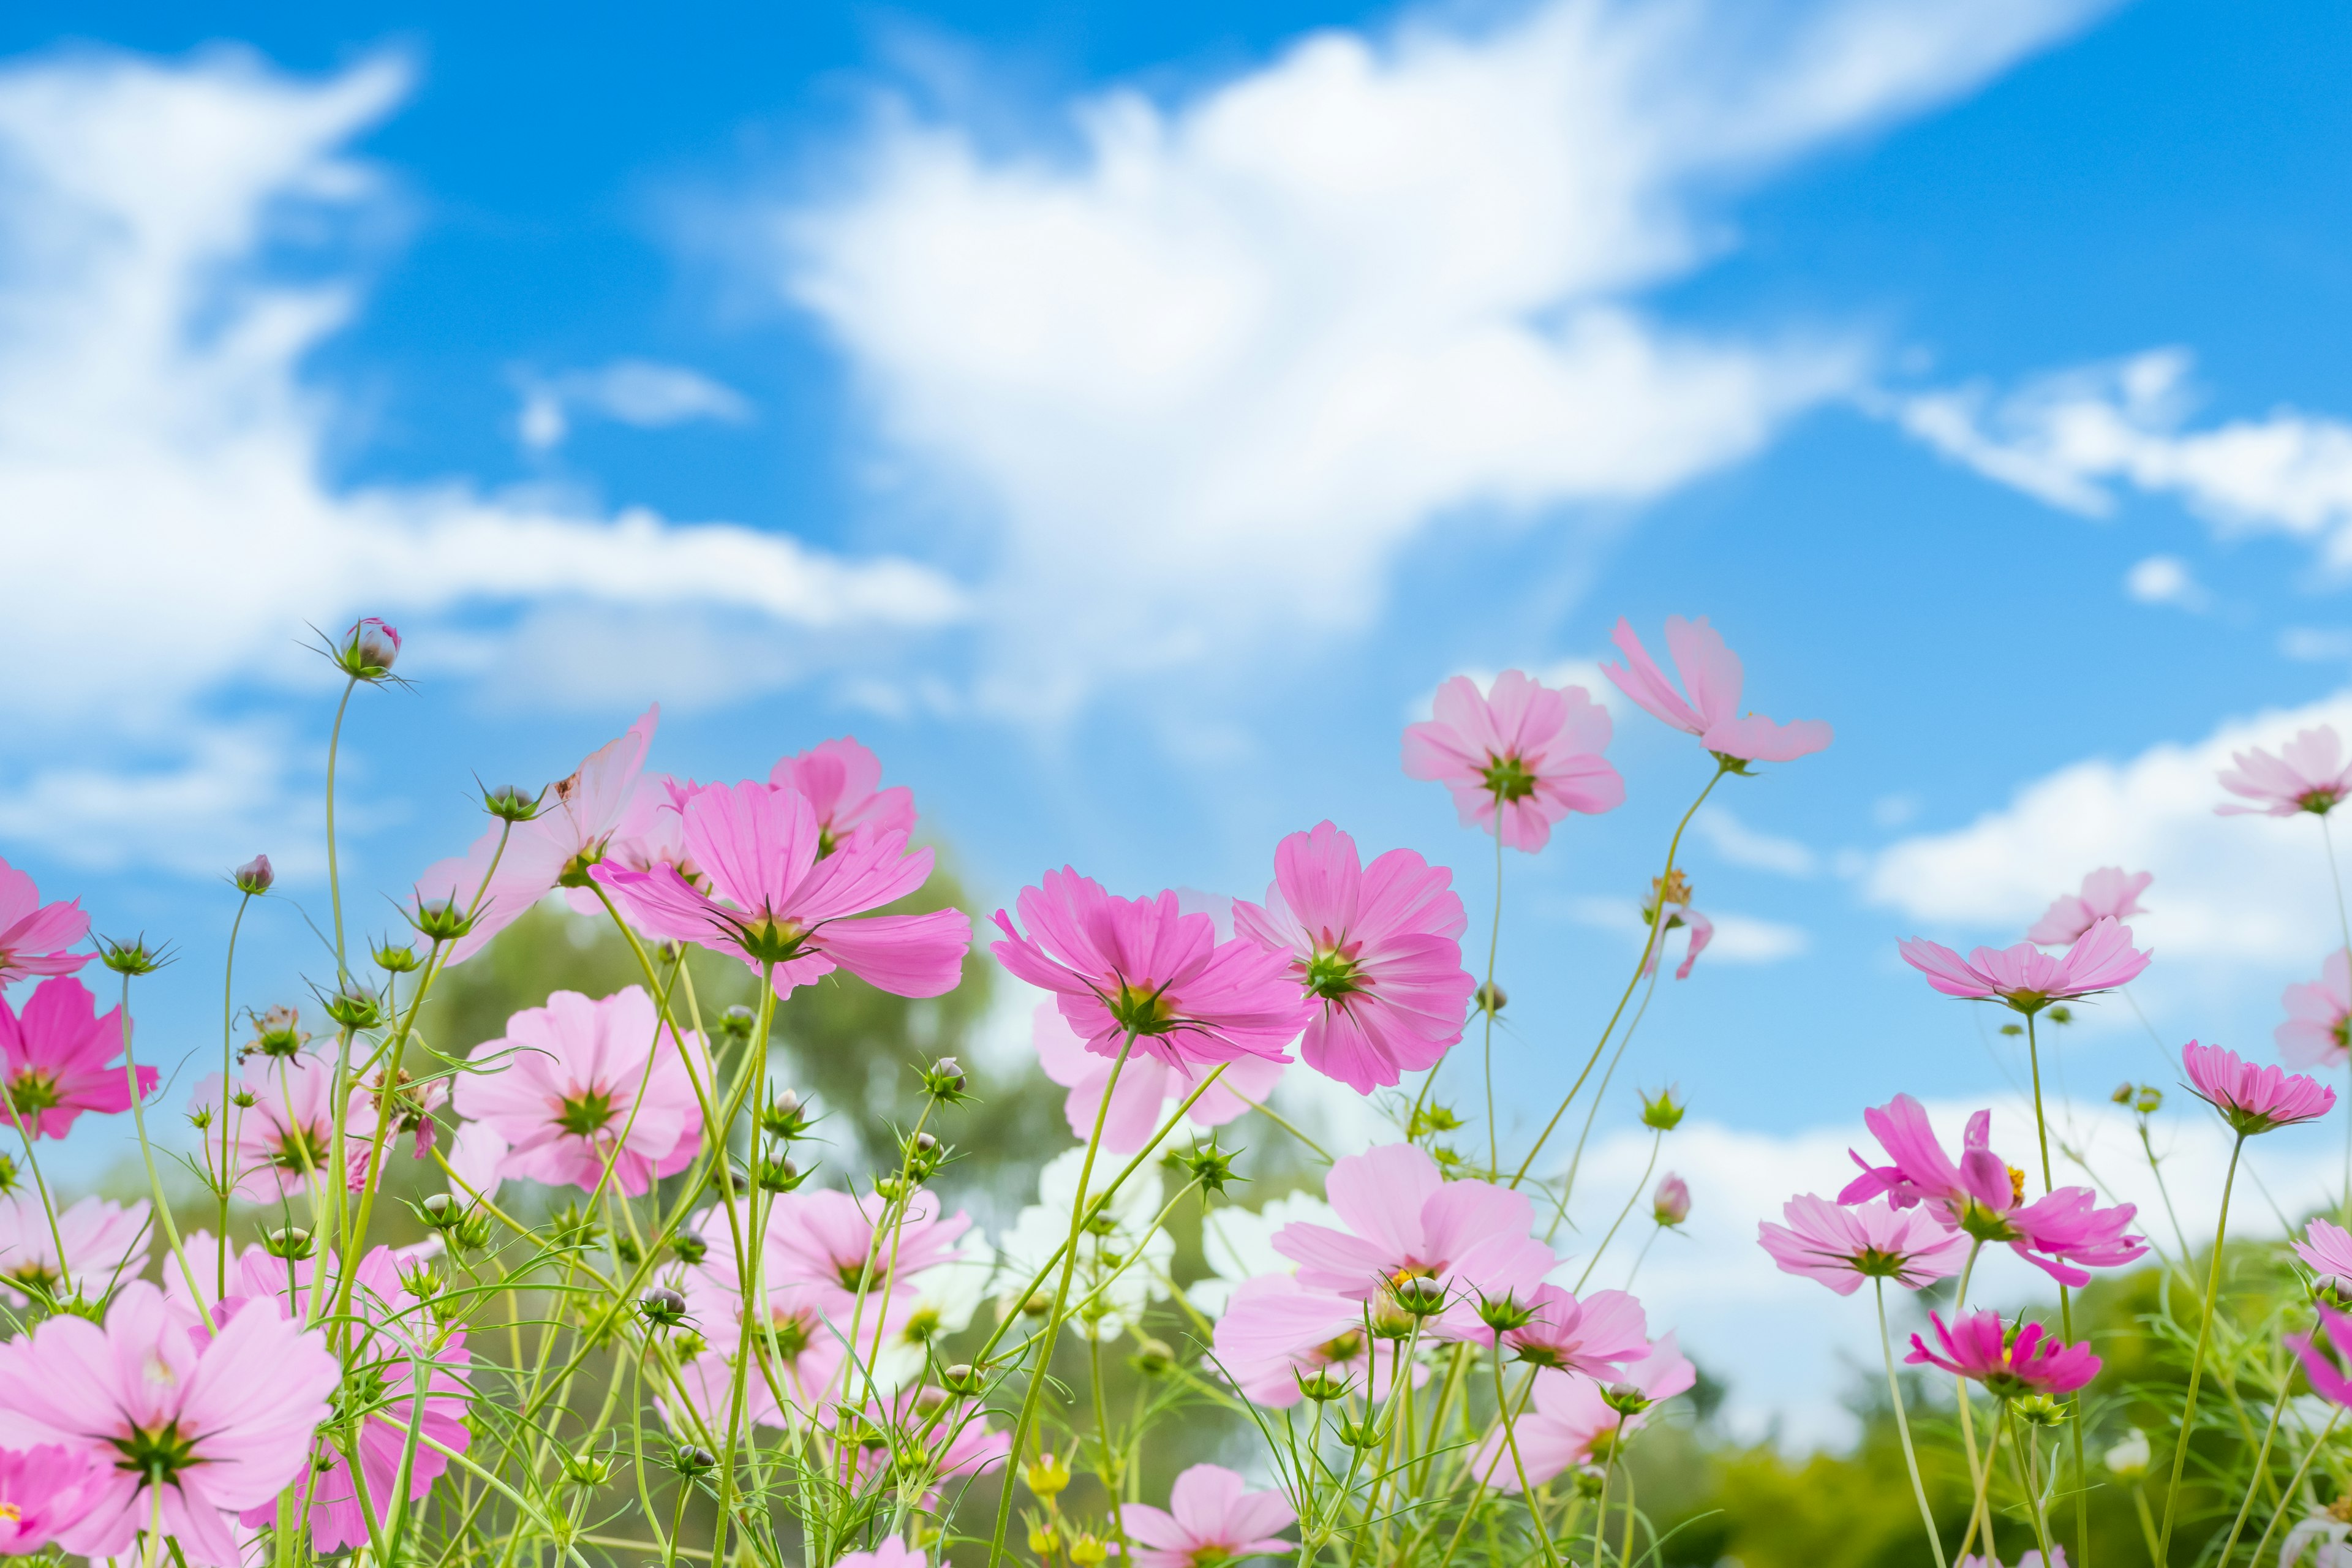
[1758,1194,1970,1295]
[2182,1039,2336,1136]
[1472,1283,1649,1374]
[1906,1310,2100,1397]
[0,1444,107,1554]
[1898,917,2150,1014]
[1401,671,1624,852]
[771,737,917,856]
[2293,1218,2352,1293]
[1232,821,1475,1093]
[2026,867,2152,947]
[2289,1300,2352,1408]
[0,1194,149,1305]
[0,860,89,989]
[992,870,1313,1071]
[452,986,707,1196]
[595,780,969,1001]
[1121,1463,1296,1568]
[1599,616,1832,765]
[0,978,153,1138]
[1208,1275,1417,1407]
[2278,951,2352,1070]
[1033,1003,1283,1154]
[0,1280,337,1566]
[1467,1336,1696,1491]
[2218,726,2352,817]
[192,1048,380,1200]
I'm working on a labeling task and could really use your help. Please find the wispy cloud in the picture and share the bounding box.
[516,360,752,451]
[1692,804,1818,877]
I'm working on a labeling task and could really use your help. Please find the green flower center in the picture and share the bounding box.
[1479,753,1539,803]
[734,916,810,965]
[2302,788,2345,816]
[1109,981,1177,1036]
[1314,1329,1364,1363]
[1302,948,1363,1001]
[4,1071,59,1117]
[111,1420,202,1483]
[557,1091,617,1138]
[272,1123,330,1175]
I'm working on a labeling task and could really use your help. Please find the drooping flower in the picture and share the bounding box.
[1189,1191,1344,1319]
[992,870,1313,1071]
[2293,1218,2352,1296]
[1897,917,2150,1014]
[2182,1039,2336,1136]
[771,737,918,856]
[1636,872,1713,981]
[0,1280,337,1566]
[0,978,153,1139]
[1906,1310,2100,1397]
[1401,671,1624,853]
[2291,1301,2352,1408]
[1033,1003,1283,1155]
[452,987,707,1196]
[1466,1336,1697,1491]
[0,1193,149,1305]
[998,1148,1175,1342]
[1599,616,1833,766]
[192,1047,380,1200]
[1208,1274,1415,1407]
[0,1444,108,1555]
[1120,1463,1297,1568]
[1758,1194,1971,1295]
[2026,867,2152,947]
[594,781,970,1001]
[0,859,89,989]
[2278,951,2352,1070]
[1474,1283,1650,1375]
[2217,725,2352,817]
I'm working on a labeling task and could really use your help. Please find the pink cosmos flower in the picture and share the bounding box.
[771,737,918,855]
[1898,916,2150,1014]
[1033,1003,1283,1154]
[0,1193,149,1305]
[1906,1310,2100,1397]
[1273,1144,1555,1334]
[1401,671,1624,853]
[2292,1218,2352,1294]
[193,1048,380,1200]
[1121,1463,1296,1568]
[0,1280,337,1566]
[1473,1283,1650,1374]
[2289,1300,2352,1408]
[594,780,970,1001]
[992,870,1313,1071]
[1209,1275,1419,1407]
[1232,822,1476,1093]
[1758,1194,1971,1295]
[0,978,152,1139]
[452,986,707,1196]
[2026,867,2152,947]
[1638,893,1713,982]
[1599,616,1833,765]
[673,1270,857,1423]
[1959,1555,2065,1568]
[0,1445,107,1554]
[2278,951,2352,1069]
[824,1387,1009,1508]
[0,859,89,989]
[1468,1335,1697,1491]
[2182,1039,2336,1136]
[834,1539,930,1568]
[758,1187,973,1315]
[2217,725,2352,817]
[656,1349,783,1440]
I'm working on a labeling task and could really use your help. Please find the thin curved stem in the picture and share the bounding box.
[1877,1276,1947,1568]
[324,674,360,984]
[1483,809,1504,1178]
[2244,1408,2343,1568]
[2155,1131,2245,1565]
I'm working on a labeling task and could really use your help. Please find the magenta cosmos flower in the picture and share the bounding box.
[1232,821,1476,1093]
[1468,1336,1696,1491]
[192,1047,379,1199]
[2217,725,2352,817]
[1121,1463,1296,1568]
[2290,1300,2352,1408]
[1209,1275,1419,1407]
[2182,1039,2336,1136]
[0,977,152,1138]
[2027,867,2152,947]
[0,859,89,989]
[0,1280,337,1566]
[1599,616,1832,766]
[2278,951,2352,1069]
[0,1193,149,1305]
[1033,1003,1283,1154]
[1908,1309,2100,1397]
[1402,671,1624,853]
[595,780,970,1001]
[1898,916,2149,1015]
[1472,1283,1650,1374]
[453,986,707,1196]
[993,870,1312,1070]
[771,736,917,855]
[0,1444,107,1554]
[1758,1194,1970,1295]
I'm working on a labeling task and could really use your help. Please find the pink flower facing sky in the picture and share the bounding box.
[194,1048,380,1200]
[1121,1463,1296,1568]
[1599,616,1833,766]
[771,737,917,855]
[759,1187,973,1315]
[671,1258,854,1423]
[0,977,153,1139]
[0,858,89,990]
[1898,916,2150,1016]
[1479,1283,1650,1374]
[453,986,706,1196]
[826,1386,1009,1509]
[0,1443,107,1554]
[2293,1218,2352,1295]
[2279,951,2352,1069]
[1033,1004,1283,1155]
[1758,1194,1971,1295]
[0,1280,337,1566]
[2182,1039,2337,1136]
[2026,867,2153,947]
[1468,1336,1697,1492]
[594,780,970,1001]
[0,1193,149,1305]
[1209,1275,1419,1408]
[2289,1300,2352,1408]
[993,870,1313,1072]
[1232,821,1476,1093]
[2217,725,2352,817]
[1401,671,1624,853]
[1907,1310,2101,1398]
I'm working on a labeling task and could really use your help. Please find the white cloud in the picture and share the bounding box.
[1566,895,1809,965]
[779,0,2112,716]
[2124,552,2209,612]
[1404,655,1623,722]
[2282,627,2352,664]
[516,359,752,451]
[1692,804,1819,876]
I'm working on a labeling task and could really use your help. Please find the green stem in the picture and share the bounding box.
[2155,1131,2245,1564]
[217,891,252,1300]
[1483,805,1504,1179]
[2024,1008,2092,1568]
[2243,1409,2343,1568]
[115,971,211,1329]
[1877,1276,1947,1568]
[324,674,359,984]
[2214,1390,2286,1567]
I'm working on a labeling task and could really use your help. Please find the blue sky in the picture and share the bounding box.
[8,0,2352,1437]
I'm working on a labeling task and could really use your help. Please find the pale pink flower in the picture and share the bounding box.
[452,986,707,1196]
[2293,1218,2352,1293]
[0,861,89,990]
[1638,902,1713,982]
[824,1387,1008,1507]
[2182,1039,2336,1136]
[1907,1309,2099,1396]
[1653,1173,1691,1226]
[656,1348,782,1440]
[757,1187,973,1314]
[1401,671,1624,853]
[2278,951,2352,1069]
[2026,867,2152,947]
[1232,822,1476,1093]
[771,737,917,855]
[1472,1283,1649,1374]
[0,1280,337,1566]
[671,1272,854,1423]
[594,780,970,1001]
[1599,616,1832,765]
[1121,1463,1296,1568]
[1209,1275,1417,1407]
[0,1444,108,1554]
[2218,725,2352,817]
[1033,1003,1283,1154]
[992,870,1313,1070]
[1898,917,2150,1014]
[1468,1336,1696,1491]
[0,1193,149,1305]
[834,1539,930,1568]
[192,1048,379,1200]
[1959,1553,2065,1568]
[2290,1300,2352,1408]
[1758,1194,1970,1295]
[0,977,152,1138]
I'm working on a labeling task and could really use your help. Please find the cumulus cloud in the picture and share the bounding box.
[516,359,752,450]
[1566,895,1809,965]
[1692,804,1819,876]
[777,0,2113,716]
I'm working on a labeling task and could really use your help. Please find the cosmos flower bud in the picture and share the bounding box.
[420,1193,458,1229]
[2136,1085,2163,1115]
[1602,1382,1652,1415]
[248,1005,307,1058]
[1474,981,1507,1016]
[752,1156,805,1193]
[0,1153,19,1196]
[913,1385,950,1415]
[1295,1368,1351,1403]
[903,1129,943,1178]
[1640,1088,1686,1131]
[563,1452,611,1489]
[233,854,274,895]
[673,1445,715,1476]
[324,982,385,1030]
[483,783,542,823]
[758,1090,808,1141]
[1392,1276,1447,1317]
[1336,1418,1385,1450]
[1573,1468,1608,1499]
[1476,1292,1537,1332]
[671,1231,707,1267]
[1653,1173,1691,1227]
[718,1005,758,1043]
[373,940,422,974]
[2013,1393,2069,1428]
[335,617,401,680]
[639,1287,689,1329]
[1180,1139,1240,1196]
[97,935,168,976]
[411,897,475,944]
[1028,1526,1060,1557]
[265,1226,314,1260]
[942,1363,984,1397]
[923,1056,969,1102]
[1129,1337,1175,1378]
[2111,1081,2135,1106]
[1067,1534,1110,1568]
[1023,1451,1071,1498]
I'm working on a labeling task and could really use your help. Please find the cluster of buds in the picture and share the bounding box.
[2111,1081,2165,1116]
[417,1192,494,1251]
